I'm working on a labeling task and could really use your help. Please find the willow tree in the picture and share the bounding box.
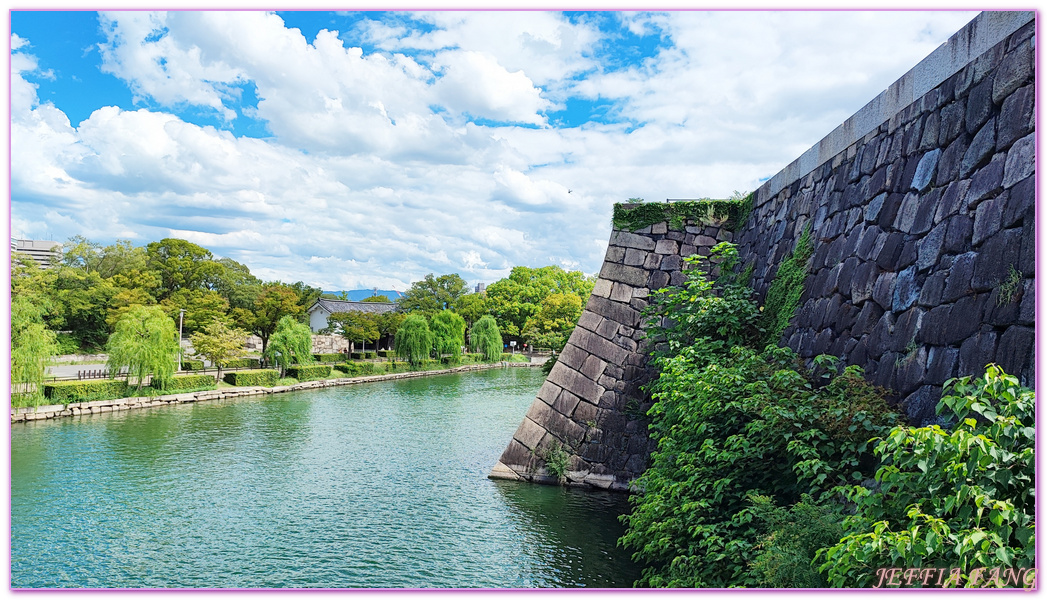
[470,315,503,362]
[11,296,60,406]
[106,304,179,393]
[264,315,313,376]
[430,310,466,363]
[395,314,433,366]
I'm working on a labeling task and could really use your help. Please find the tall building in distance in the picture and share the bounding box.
[11,239,62,269]
[474,282,486,294]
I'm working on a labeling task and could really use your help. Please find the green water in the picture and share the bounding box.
[10,368,642,588]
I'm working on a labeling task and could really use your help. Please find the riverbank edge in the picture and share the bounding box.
[12,361,541,424]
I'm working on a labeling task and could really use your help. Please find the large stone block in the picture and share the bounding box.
[600,261,650,287]
[936,132,969,183]
[557,342,588,371]
[965,154,1005,208]
[938,99,966,146]
[871,270,896,312]
[933,179,970,224]
[995,325,1034,380]
[910,149,940,192]
[654,239,679,255]
[998,84,1034,149]
[992,38,1034,104]
[514,416,549,451]
[960,118,996,179]
[623,247,648,266]
[964,76,994,134]
[972,193,1005,247]
[925,346,959,385]
[610,230,656,250]
[1003,132,1035,188]
[941,251,977,303]
[1003,175,1033,229]
[903,386,944,427]
[972,228,1021,291]
[918,271,948,307]
[850,260,880,304]
[552,389,583,418]
[586,295,640,327]
[569,326,630,366]
[958,330,998,377]
[546,362,601,404]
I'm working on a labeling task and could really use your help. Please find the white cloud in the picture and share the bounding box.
[10,10,982,291]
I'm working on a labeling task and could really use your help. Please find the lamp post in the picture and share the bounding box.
[177,309,185,372]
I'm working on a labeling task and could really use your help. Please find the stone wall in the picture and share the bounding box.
[735,15,1035,425]
[490,219,734,490]
[242,334,349,355]
[491,11,1035,491]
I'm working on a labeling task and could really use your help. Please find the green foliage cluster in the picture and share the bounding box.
[264,315,313,374]
[163,374,217,393]
[620,346,898,587]
[350,351,378,360]
[180,359,205,371]
[395,314,434,366]
[760,226,814,346]
[623,239,898,588]
[484,265,593,343]
[500,353,530,363]
[820,365,1035,587]
[43,379,129,404]
[612,193,753,232]
[222,369,280,387]
[470,315,504,361]
[431,310,466,361]
[224,357,261,369]
[543,440,572,484]
[189,319,248,379]
[106,305,179,393]
[284,364,333,381]
[377,350,394,358]
[748,494,845,587]
[396,273,469,316]
[11,295,60,406]
[312,353,345,362]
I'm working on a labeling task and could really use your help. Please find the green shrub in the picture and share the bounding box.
[55,332,81,355]
[377,349,394,358]
[162,374,216,392]
[312,353,344,363]
[180,359,205,371]
[43,379,129,404]
[500,353,528,362]
[440,355,461,365]
[224,357,260,369]
[819,365,1035,588]
[339,362,389,377]
[395,314,434,366]
[365,351,377,359]
[620,347,898,587]
[748,494,845,588]
[350,352,365,360]
[285,364,333,381]
[222,369,279,387]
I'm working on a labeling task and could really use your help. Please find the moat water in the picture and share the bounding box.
[10,368,642,588]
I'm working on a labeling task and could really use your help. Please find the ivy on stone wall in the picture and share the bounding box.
[759,225,814,347]
[612,193,753,232]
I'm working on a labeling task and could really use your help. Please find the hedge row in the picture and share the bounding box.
[162,374,217,392]
[377,350,394,358]
[312,353,345,363]
[180,359,205,371]
[285,365,333,381]
[223,369,279,387]
[350,351,378,360]
[501,353,530,363]
[44,380,129,404]
[224,357,261,369]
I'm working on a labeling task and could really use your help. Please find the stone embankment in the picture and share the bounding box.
[12,361,538,424]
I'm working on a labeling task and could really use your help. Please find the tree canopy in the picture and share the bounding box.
[395,314,433,365]
[189,319,248,381]
[264,315,314,374]
[396,273,468,316]
[430,310,466,361]
[106,305,179,392]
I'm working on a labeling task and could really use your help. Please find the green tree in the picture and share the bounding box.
[396,273,468,316]
[454,292,489,327]
[234,283,303,355]
[61,235,102,273]
[212,257,262,311]
[146,238,224,300]
[522,292,583,351]
[376,311,407,350]
[160,288,230,335]
[11,296,60,407]
[189,319,248,382]
[430,310,466,362]
[469,315,503,362]
[106,305,179,393]
[53,266,117,350]
[485,266,594,341]
[329,311,380,353]
[395,314,434,366]
[264,316,314,376]
[361,294,392,303]
[820,365,1035,588]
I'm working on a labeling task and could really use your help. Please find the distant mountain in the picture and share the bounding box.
[322,289,402,302]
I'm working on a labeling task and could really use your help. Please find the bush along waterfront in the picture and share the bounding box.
[618,241,1035,588]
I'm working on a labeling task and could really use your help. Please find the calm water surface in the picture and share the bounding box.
[11,368,642,588]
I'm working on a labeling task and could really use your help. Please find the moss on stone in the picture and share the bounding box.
[612,193,754,232]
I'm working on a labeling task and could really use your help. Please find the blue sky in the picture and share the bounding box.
[9,10,978,290]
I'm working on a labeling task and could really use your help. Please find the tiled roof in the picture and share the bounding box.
[309,299,399,315]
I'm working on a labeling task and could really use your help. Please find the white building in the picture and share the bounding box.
[11,239,62,269]
[306,299,398,333]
